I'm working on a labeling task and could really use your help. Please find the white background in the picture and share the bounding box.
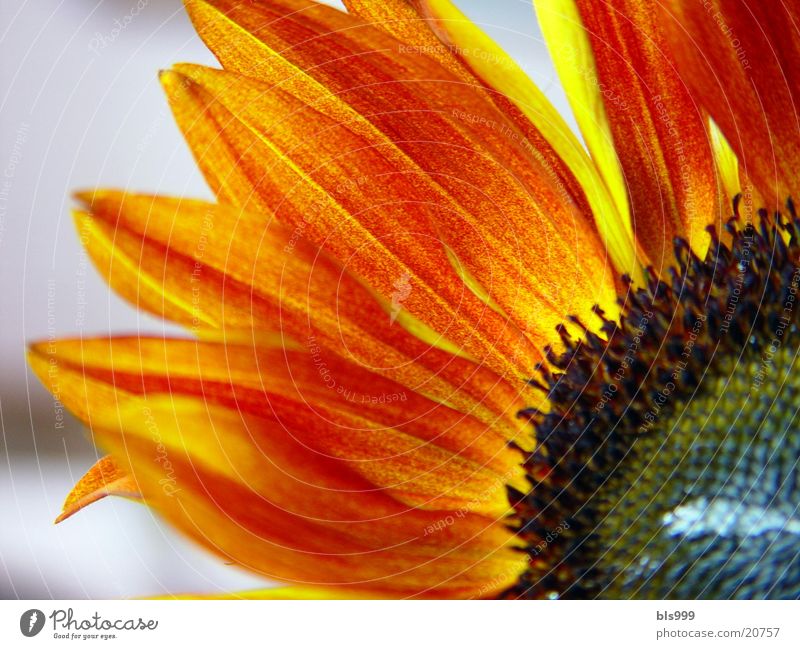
[1,600,798,648]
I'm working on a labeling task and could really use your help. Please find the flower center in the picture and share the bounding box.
[508,201,800,599]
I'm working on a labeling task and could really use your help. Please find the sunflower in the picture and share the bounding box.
[29,0,800,599]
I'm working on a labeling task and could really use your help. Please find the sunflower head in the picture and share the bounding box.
[29,0,800,599]
[511,206,800,598]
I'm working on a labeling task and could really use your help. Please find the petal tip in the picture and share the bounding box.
[158,68,186,90]
[72,189,101,208]
[55,456,142,524]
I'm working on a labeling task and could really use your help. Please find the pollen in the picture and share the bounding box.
[509,199,800,599]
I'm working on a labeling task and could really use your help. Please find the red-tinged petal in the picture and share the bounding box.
[161,61,618,378]
[341,0,472,79]
[29,342,526,597]
[538,0,721,272]
[71,208,266,330]
[55,455,141,523]
[662,0,800,208]
[30,336,526,515]
[159,67,537,379]
[188,0,612,271]
[181,1,620,348]
[369,0,638,278]
[184,0,564,199]
[74,191,531,439]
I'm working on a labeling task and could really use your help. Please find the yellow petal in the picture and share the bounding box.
[709,117,740,206]
[537,0,720,272]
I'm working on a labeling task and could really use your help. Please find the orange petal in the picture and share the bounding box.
[31,336,526,515]
[342,0,474,81]
[161,60,618,375]
[662,0,800,208]
[71,208,260,331]
[56,455,141,523]
[74,191,531,439]
[29,340,526,597]
[179,0,620,362]
[168,584,489,599]
[163,586,377,599]
[539,0,721,272]
[160,65,536,379]
[376,0,638,278]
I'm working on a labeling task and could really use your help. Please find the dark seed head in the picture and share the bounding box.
[507,200,800,599]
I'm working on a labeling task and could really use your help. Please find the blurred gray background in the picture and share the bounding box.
[0,0,572,598]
